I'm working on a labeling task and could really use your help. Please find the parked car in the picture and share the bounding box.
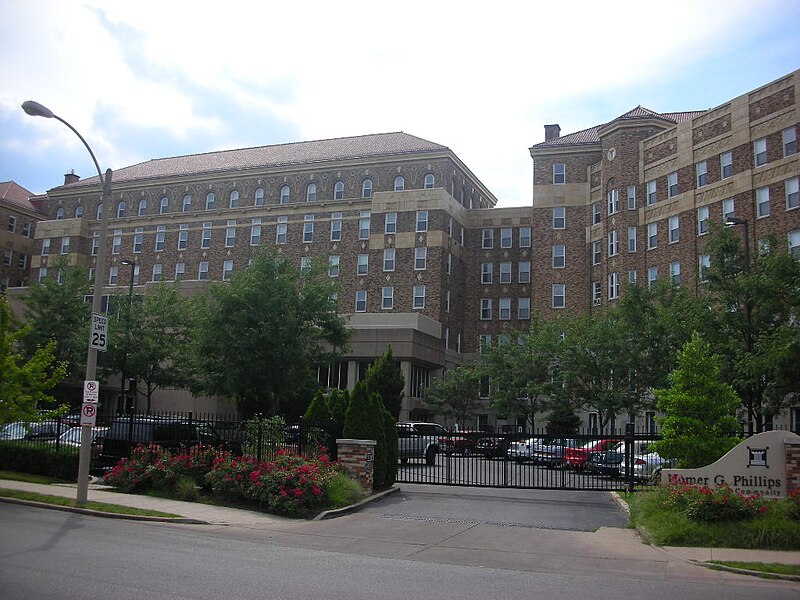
[507,437,543,462]
[0,420,69,441]
[531,438,580,468]
[618,451,671,483]
[586,440,660,478]
[94,416,238,473]
[439,430,485,456]
[563,439,619,471]
[397,422,447,465]
[476,433,528,459]
[56,426,109,448]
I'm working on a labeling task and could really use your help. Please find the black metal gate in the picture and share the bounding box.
[397,425,661,491]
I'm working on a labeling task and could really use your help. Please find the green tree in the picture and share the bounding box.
[480,321,563,430]
[0,296,67,424]
[364,346,405,419]
[702,226,800,432]
[103,284,194,413]
[190,248,350,418]
[650,333,741,468]
[303,390,333,421]
[422,364,481,429]
[20,260,91,381]
[343,380,388,489]
[545,402,581,437]
[327,388,349,431]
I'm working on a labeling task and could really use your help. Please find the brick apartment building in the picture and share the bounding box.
[1,181,46,290]
[6,69,799,431]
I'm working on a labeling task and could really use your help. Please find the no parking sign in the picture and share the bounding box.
[80,402,97,427]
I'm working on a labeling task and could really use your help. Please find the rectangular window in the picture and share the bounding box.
[553,163,565,184]
[518,297,530,320]
[756,187,770,217]
[21,222,31,237]
[355,290,367,312]
[608,272,619,300]
[552,207,565,229]
[198,261,209,280]
[499,298,511,320]
[627,226,637,253]
[552,244,565,268]
[91,230,99,256]
[519,226,531,248]
[250,218,262,246]
[628,270,637,284]
[695,161,708,187]
[788,231,800,258]
[225,220,236,247]
[670,261,681,287]
[448,217,453,238]
[647,266,658,288]
[627,185,636,210]
[178,224,188,250]
[330,212,342,241]
[381,287,393,310]
[7,215,16,232]
[482,228,494,249]
[446,253,452,274]
[552,284,565,309]
[415,210,428,233]
[414,247,427,270]
[445,289,451,312]
[668,215,679,243]
[786,177,799,210]
[2,249,12,266]
[41,238,50,255]
[500,228,512,248]
[155,226,165,251]
[109,266,118,286]
[754,138,767,166]
[499,262,511,284]
[412,285,425,309]
[302,215,314,243]
[60,236,70,254]
[698,254,710,283]
[647,180,656,205]
[698,206,709,235]
[721,151,733,179]
[133,227,143,253]
[300,256,311,275]
[357,254,368,276]
[480,298,492,320]
[174,262,184,281]
[722,198,735,223]
[481,262,493,284]
[276,216,288,244]
[152,264,162,282]
[607,189,619,215]
[518,261,531,284]
[783,126,797,157]
[383,248,395,272]
[17,253,27,270]
[222,260,234,281]
[607,230,618,256]
[112,229,122,254]
[667,172,678,198]
[200,222,211,249]
[592,240,602,266]
[592,281,602,305]
[592,202,601,225]
[647,223,658,249]
[384,212,397,234]
[328,255,340,277]
[358,211,371,240]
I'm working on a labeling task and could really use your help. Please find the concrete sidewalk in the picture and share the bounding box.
[1,478,798,587]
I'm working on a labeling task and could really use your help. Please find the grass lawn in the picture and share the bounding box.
[628,487,800,551]
[708,561,800,576]
[0,487,181,518]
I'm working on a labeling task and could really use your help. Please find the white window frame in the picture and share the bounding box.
[553,163,565,184]
[254,188,264,206]
[480,298,492,320]
[499,261,511,284]
[754,138,767,167]
[394,175,405,192]
[518,261,531,284]
[222,260,234,281]
[381,287,393,310]
[670,261,681,287]
[698,254,710,283]
[414,247,427,270]
[608,272,620,300]
[280,185,290,204]
[178,224,188,250]
[229,190,239,209]
[481,262,493,284]
[152,264,162,282]
[498,298,511,320]
[721,151,733,179]
[330,212,342,241]
[328,255,340,278]
[646,180,656,205]
[302,214,314,243]
[607,230,618,257]
[198,261,209,280]
[647,223,658,250]
[385,212,397,234]
[698,206,709,235]
[276,216,288,244]
[592,240,602,266]
[552,284,565,309]
[756,186,770,218]
[552,244,565,268]
[482,228,494,249]
[788,231,800,258]
[155,225,165,251]
[416,210,428,233]
[361,178,373,199]
[250,218,262,246]
[722,198,735,223]
[174,262,184,281]
[627,226,636,253]
[424,173,435,189]
[607,189,619,215]
[225,219,236,247]
[201,221,212,249]
[785,177,799,210]
[333,180,345,200]
[357,254,369,276]
[412,285,425,309]
[383,248,395,272]
[182,194,191,212]
[667,172,678,198]
[519,227,531,248]
[553,207,566,229]
[358,211,371,239]
[647,266,658,288]
[696,161,708,187]
[306,182,317,202]
[500,228,512,248]
[627,185,636,210]
[592,202,601,225]
[205,192,215,210]
[355,290,367,312]
[783,126,797,157]
[517,297,530,320]
[668,215,679,243]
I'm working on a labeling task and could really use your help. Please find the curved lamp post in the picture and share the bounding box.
[22,100,113,505]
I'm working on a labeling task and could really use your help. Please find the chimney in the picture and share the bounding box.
[64,170,80,185]
[544,124,561,142]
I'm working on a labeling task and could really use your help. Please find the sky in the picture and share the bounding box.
[1,1,799,208]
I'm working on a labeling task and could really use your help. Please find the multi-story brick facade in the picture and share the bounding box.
[0,181,46,290]
[8,70,800,431]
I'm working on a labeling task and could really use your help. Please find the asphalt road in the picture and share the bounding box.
[2,503,797,600]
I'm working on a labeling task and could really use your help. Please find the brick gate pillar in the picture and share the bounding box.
[336,439,376,492]
[785,439,800,495]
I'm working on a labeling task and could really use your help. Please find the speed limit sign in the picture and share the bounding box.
[80,402,97,427]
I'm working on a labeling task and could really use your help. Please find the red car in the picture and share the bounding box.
[438,431,485,456]
[563,439,619,471]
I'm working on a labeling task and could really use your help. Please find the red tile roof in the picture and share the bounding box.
[0,181,42,213]
[60,132,449,190]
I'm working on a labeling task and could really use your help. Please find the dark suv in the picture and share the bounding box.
[93,416,236,473]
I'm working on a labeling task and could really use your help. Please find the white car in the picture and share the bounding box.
[507,437,543,462]
[619,451,671,482]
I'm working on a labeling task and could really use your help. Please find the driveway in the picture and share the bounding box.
[360,483,629,531]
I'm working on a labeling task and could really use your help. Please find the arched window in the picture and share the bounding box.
[333,180,344,200]
[182,194,192,212]
[306,182,317,202]
[159,196,169,214]
[96,203,103,220]
[424,173,435,189]
[117,201,126,218]
[138,199,147,216]
[362,178,373,199]
[74,205,83,218]
[280,185,290,204]
[55,207,65,220]
[394,175,405,192]
[205,192,215,210]
[254,187,264,206]
[229,190,239,208]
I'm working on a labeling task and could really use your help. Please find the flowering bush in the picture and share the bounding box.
[103,444,220,492]
[785,488,800,521]
[665,484,768,522]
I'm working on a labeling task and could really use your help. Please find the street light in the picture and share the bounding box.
[119,259,136,413]
[22,100,113,505]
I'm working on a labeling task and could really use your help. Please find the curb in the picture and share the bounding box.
[693,560,800,582]
[314,485,400,520]
[0,496,209,524]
